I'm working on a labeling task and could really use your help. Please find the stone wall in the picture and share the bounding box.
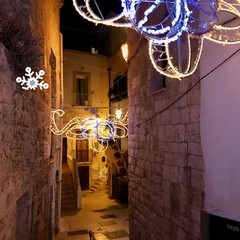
[0,0,62,239]
[128,30,204,240]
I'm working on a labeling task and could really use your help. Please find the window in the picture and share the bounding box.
[73,72,90,106]
[149,67,166,93]
[109,73,128,102]
[150,45,166,93]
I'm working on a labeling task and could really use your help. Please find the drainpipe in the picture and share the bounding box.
[107,67,111,115]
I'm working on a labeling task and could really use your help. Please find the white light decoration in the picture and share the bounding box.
[72,0,131,27]
[122,0,191,44]
[51,109,128,152]
[73,0,240,79]
[16,67,48,90]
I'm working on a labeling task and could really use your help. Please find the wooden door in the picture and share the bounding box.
[76,139,89,162]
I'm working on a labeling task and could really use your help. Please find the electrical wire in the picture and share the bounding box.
[109,72,128,90]
[127,37,147,65]
[135,47,240,127]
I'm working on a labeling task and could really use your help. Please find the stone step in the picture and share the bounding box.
[61,164,76,211]
[62,183,74,189]
[62,181,74,187]
[62,193,75,200]
[62,188,75,194]
[61,198,76,206]
[61,203,76,212]
[62,176,74,182]
[90,179,107,192]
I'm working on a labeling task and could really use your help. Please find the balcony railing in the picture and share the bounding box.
[74,93,91,106]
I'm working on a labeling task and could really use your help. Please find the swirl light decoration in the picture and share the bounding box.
[72,0,240,79]
[51,109,128,152]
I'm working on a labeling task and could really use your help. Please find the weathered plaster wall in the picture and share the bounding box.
[0,0,62,239]
[63,50,109,109]
[128,30,204,240]
[200,41,240,221]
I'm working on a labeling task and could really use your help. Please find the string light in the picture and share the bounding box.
[205,1,240,44]
[122,0,191,44]
[72,0,240,79]
[149,35,204,78]
[51,109,128,152]
[72,0,131,27]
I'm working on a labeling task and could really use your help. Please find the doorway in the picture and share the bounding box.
[62,138,67,163]
[78,166,90,190]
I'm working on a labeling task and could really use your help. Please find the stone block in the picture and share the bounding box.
[191,221,201,239]
[188,155,204,171]
[161,110,171,125]
[188,143,202,155]
[187,87,200,106]
[177,95,188,108]
[179,107,190,123]
[186,123,200,143]
[177,227,187,240]
[170,166,180,183]
[179,78,190,93]
[177,142,188,153]
[171,108,180,124]
[175,124,186,142]
[162,179,170,193]
[164,152,187,167]
[163,165,170,179]
[191,176,204,189]
[158,125,165,138]
[164,125,175,142]
[190,105,200,123]
[191,205,201,223]
[154,98,167,113]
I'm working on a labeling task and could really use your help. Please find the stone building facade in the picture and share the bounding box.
[127,30,204,240]
[0,0,62,239]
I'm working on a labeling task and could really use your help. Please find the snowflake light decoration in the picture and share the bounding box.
[72,0,240,79]
[16,67,48,90]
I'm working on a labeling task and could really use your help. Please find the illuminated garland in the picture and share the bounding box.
[122,0,191,44]
[72,0,131,27]
[73,0,240,79]
[51,109,128,152]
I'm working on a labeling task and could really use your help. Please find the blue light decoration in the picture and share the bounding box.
[72,0,240,79]
[51,109,128,152]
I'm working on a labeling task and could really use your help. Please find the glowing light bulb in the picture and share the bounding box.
[121,43,128,62]
[116,109,122,119]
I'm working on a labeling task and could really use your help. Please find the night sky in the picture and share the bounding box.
[60,0,123,54]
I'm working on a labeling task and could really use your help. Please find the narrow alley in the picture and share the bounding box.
[1,1,240,240]
[56,189,129,240]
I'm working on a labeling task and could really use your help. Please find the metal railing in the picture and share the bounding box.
[74,93,91,106]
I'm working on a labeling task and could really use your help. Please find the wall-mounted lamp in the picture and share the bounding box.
[121,42,128,62]
[116,109,122,119]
